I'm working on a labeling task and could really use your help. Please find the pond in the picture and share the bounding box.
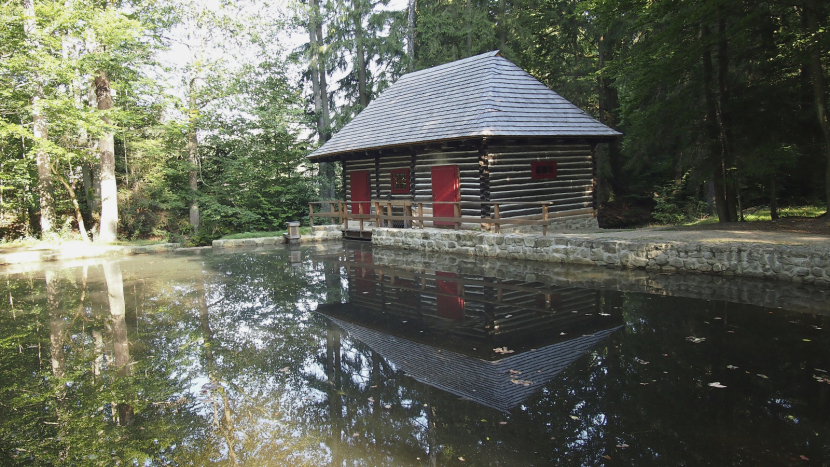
[1,241,829,466]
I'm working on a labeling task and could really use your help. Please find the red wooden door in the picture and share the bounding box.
[436,272,464,321]
[431,165,459,226]
[350,170,371,214]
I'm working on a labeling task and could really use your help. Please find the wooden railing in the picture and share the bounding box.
[309,200,595,236]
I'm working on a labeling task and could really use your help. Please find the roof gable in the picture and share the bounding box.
[308,51,620,161]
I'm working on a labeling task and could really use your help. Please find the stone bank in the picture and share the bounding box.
[372,228,830,285]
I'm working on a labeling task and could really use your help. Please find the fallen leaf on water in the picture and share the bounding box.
[511,379,533,386]
[353,433,359,437]
[599,313,611,316]
[458,457,465,462]
[370,385,377,388]
[757,374,769,379]
[569,415,579,420]
[635,357,649,365]
[708,382,727,388]
[714,317,722,320]
[616,443,629,449]
[704,321,710,324]
[811,325,822,330]
[500,421,508,425]
[505,314,513,318]
[278,367,290,373]
[815,368,828,373]
[813,375,830,384]
[727,330,736,333]
[800,455,809,461]
[803,339,812,342]
[368,397,374,403]
[639,382,649,386]
[384,404,392,409]
[560,332,567,336]
[726,365,739,370]
[602,455,612,460]
[685,336,706,344]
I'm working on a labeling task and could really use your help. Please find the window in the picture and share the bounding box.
[390,168,410,194]
[531,161,558,179]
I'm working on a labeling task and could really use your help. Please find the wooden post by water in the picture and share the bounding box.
[454,203,461,230]
[386,202,392,228]
[418,203,424,228]
[309,203,314,228]
[542,204,549,236]
[374,202,381,228]
[342,202,347,230]
[359,202,364,232]
[493,203,500,234]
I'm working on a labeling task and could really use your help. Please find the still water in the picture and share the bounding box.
[1,241,829,466]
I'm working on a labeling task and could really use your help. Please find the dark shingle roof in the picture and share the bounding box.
[308,51,620,161]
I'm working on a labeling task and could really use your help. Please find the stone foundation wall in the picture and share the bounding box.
[371,228,830,286]
[212,225,342,248]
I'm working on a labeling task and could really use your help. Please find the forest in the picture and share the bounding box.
[1,0,828,245]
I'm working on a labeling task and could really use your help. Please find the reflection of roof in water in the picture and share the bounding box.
[327,315,621,413]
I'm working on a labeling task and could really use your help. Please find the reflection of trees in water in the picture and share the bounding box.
[0,247,829,465]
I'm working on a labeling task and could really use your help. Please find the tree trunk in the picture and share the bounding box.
[804,0,830,216]
[22,0,56,235]
[54,170,90,241]
[701,24,730,222]
[188,81,200,230]
[498,0,505,50]
[717,9,738,222]
[310,0,335,202]
[408,0,416,70]
[95,72,118,242]
[356,10,368,109]
[466,0,472,57]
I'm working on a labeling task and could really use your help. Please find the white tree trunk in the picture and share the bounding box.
[95,72,118,242]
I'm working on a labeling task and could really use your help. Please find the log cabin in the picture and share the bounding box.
[307,51,620,236]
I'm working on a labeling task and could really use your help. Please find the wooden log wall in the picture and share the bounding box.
[485,141,596,219]
[343,157,377,214]
[377,154,413,200]
[414,147,482,221]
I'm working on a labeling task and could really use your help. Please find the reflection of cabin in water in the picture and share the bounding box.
[307,51,620,238]
[315,248,623,412]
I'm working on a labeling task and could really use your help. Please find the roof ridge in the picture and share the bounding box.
[402,50,500,81]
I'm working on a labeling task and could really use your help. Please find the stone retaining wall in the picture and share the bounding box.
[212,225,342,248]
[372,228,830,286]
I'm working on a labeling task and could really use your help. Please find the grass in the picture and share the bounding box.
[219,227,312,240]
[680,205,826,226]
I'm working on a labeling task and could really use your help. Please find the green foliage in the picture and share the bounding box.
[652,176,710,225]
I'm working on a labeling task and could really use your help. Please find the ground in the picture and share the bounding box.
[674,215,830,236]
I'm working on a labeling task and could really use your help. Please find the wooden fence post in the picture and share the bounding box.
[359,202,364,232]
[493,203,500,234]
[542,205,549,236]
[309,203,314,228]
[342,202,347,230]
[374,202,381,228]
[418,203,424,228]
[387,202,392,228]
[454,203,461,230]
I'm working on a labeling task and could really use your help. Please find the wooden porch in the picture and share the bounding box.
[309,200,597,239]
